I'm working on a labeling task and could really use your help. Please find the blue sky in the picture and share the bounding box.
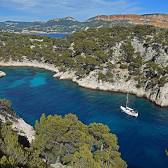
[0,0,167,21]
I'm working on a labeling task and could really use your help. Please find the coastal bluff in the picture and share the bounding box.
[95,14,168,29]
[0,99,35,142]
[1,60,168,107]
[53,69,168,107]
[0,26,168,107]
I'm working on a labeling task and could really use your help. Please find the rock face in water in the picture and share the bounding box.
[53,69,168,107]
[0,71,6,78]
[0,114,35,143]
[0,99,35,142]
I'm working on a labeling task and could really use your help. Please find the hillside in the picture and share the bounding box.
[0,17,115,33]
[0,99,126,168]
[0,14,168,33]
[0,25,168,106]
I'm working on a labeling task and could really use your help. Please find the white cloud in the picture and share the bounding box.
[1,0,38,8]
[0,0,142,21]
[1,0,133,9]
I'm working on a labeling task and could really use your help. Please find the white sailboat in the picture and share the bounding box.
[120,93,138,117]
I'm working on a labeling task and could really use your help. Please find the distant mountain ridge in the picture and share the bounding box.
[0,13,168,33]
[95,14,168,29]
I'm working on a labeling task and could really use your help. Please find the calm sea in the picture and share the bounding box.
[0,66,168,168]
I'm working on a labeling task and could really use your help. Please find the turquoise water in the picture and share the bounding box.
[0,67,168,168]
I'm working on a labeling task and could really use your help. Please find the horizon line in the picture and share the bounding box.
[1,12,168,22]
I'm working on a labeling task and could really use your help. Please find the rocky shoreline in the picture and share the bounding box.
[0,60,168,107]
[0,112,35,143]
[54,70,168,107]
[0,71,6,78]
[12,118,35,143]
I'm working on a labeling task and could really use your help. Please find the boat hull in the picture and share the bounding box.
[120,106,138,117]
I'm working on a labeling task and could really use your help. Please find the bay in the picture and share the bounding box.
[0,66,168,168]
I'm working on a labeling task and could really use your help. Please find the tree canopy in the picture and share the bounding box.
[0,99,127,168]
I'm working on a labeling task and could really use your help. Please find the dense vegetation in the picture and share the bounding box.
[0,99,127,168]
[0,25,168,90]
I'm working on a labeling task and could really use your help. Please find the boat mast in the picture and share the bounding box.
[126,93,129,107]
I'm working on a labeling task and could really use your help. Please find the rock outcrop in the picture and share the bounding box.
[0,100,35,143]
[12,118,35,143]
[0,113,35,143]
[53,69,168,107]
[0,71,6,78]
